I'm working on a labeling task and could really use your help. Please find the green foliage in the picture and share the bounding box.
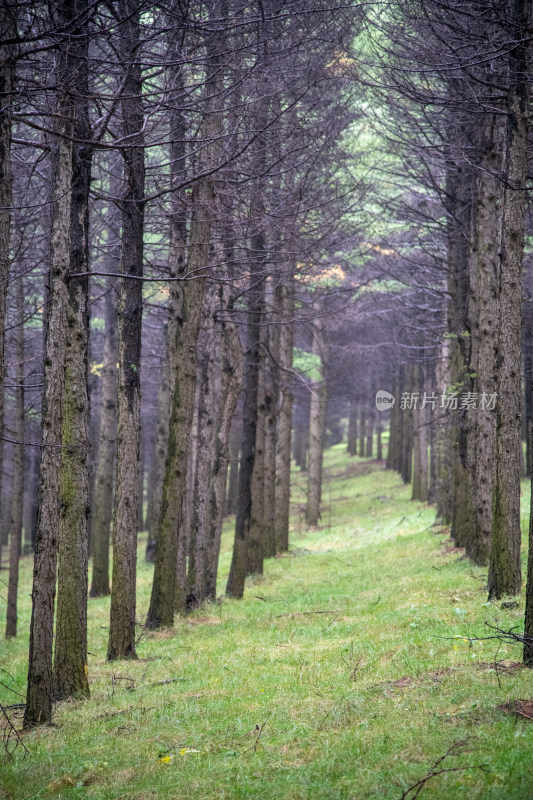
[1,446,532,799]
[293,347,321,383]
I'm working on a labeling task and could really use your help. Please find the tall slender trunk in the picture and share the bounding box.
[262,316,277,560]
[247,347,265,575]
[400,368,413,485]
[0,1,16,579]
[443,117,475,543]
[147,11,220,626]
[5,273,24,638]
[205,298,243,599]
[466,118,500,565]
[359,407,366,458]
[387,371,401,471]
[225,249,264,595]
[489,4,530,598]
[226,417,240,514]
[365,405,373,458]
[187,283,219,606]
[226,55,268,596]
[108,0,145,660]
[274,275,294,553]
[145,324,170,563]
[90,276,118,595]
[24,0,77,727]
[412,364,428,502]
[524,314,533,477]
[306,312,327,527]
[347,400,357,456]
[54,10,92,696]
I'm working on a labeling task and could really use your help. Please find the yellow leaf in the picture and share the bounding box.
[90,362,104,377]
[159,756,171,764]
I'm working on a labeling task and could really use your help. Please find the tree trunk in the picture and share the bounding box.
[387,371,401,471]
[147,12,220,625]
[187,284,219,606]
[225,250,263,596]
[347,400,357,456]
[359,407,366,458]
[412,363,428,502]
[54,20,92,697]
[90,276,118,595]
[247,347,265,575]
[5,273,24,638]
[400,367,413,485]
[226,417,240,515]
[262,346,277,560]
[365,405,373,458]
[226,61,268,597]
[0,2,16,554]
[145,324,170,563]
[24,0,77,726]
[488,6,529,599]
[205,289,243,600]
[274,275,294,554]
[108,0,145,660]
[306,313,327,527]
[466,118,500,565]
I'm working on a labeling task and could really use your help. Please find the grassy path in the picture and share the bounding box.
[1,445,533,799]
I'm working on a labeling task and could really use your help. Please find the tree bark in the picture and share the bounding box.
[187,283,219,606]
[247,345,265,575]
[226,417,241,515]
[387,371,401,471]
[145,324,170,563]
[489,3,530,598]
[5,273,24,638]
[205,298,243,599]
[226,55,268,597]
[108,0,145,660]
[24,0,77,726]
[359,407,366,459]
[306,312,327,526]
[466,118,500,565]
[262,346,277,560]
[54,16,92,696]
[274,275,294,553]
[347,400,357,456]
[0,1,16,579]
[90,276,118,595]
[147,10,220,625]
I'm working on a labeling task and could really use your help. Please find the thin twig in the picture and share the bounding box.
[270,609,339,619]
[398,740,487,799]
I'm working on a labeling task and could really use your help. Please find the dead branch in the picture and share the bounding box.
[398,740,487,799]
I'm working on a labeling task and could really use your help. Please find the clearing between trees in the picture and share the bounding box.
[1,446,532,799]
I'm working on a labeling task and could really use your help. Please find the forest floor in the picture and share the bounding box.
[1,445,533,799]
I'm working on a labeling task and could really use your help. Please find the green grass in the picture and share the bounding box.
[2,445,533,799]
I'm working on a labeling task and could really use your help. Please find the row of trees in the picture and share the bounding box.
[0,0,363,727]
[2,0,533,733]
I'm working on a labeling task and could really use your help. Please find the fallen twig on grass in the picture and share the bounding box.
[245,720,268,753]
[111,675,136,698]
[1,702,30,760]
[435,622,532,650]
[398,740,487,799]
[270,609,339,620]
